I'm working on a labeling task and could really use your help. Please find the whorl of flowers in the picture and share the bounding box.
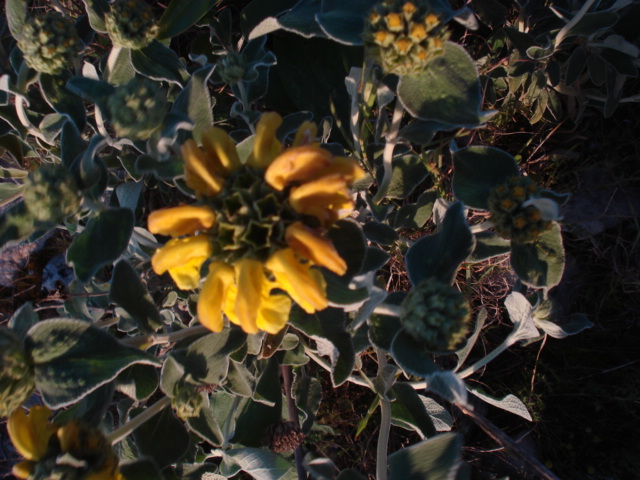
[22,164,81,224]
[0,328,34,418]
[107,77,167,140]
[17,12,83,75]
[8,406,123,480]
[147,113,365,335]
[400,279,470,352]
[363,0,450,76]
[105,0,158,49]
[488,176,553,243]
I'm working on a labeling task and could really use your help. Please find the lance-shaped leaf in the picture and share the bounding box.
[390,330,440,378]
[132,406,190,469]
[388,432,462,480]
[109,260,162,333]
[390,382,437,438]
[157,0,217,40]
[130,40,187,85]
[187,391,241,447]
[212,448,296,480]
[6,0,28,40]
[398,42,493,127]
[452,146,520,210]
[504,292,540,345]
[290,306,355,387]
[405,202,474,286]
[171,65,215,144]
[67,208,134,283]
[469,388,532,421]
[534,313,593,339]
[510,224,565,288]
[40,72,86,130]
[25,318,160,408]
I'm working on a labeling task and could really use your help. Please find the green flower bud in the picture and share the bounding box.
[22,164,81,224]
[17,13,83,75]
[105,0,158,49]
[363,0,450,76]
[488,176,554,243]
[171,382,205,420]
[0,327,35,417]
[216,51,247,85]
[400,280,470,352]
[107,78,167,140]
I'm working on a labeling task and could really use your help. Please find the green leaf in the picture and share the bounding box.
[104,47,136,84]
[171,65,215,143]
[130,40,187,85]
[363,221,399,246]
[534,313,593,339]
[213,448,295,480]
[390,382,437,438]
[469,232,511,262]
[389,190,436,229]
[367,292,404,351]
[290,307,355,387]
[293,370,322,431]
[315,1,372,46]
[469,388,532,421]
[66,77,115,114]
[0,202,35,248]
[376,154,429,200]
[133,406,190,468]
[390,329,441,377]
[81,0,109,33]
[559,12,618,42]
[39,72,86,130]
[39,114,67,144]
[25,318,159,408]
[67,208,134,283]
[326,219,366,279]
[241,0,298,39]
[398,42,491,127]
[405,202,474,285]
[115,364,159,401]
[426,371,469,408]
[0,182,22,204]
[110,260,162,333]
[455,308,486,370]
[452,146,520,210]
[8,301,39,338]
[172,328,247,386]
[61,121,85,169]
[420,396,453,432]
[510,224,565,288]
[187,391,241,446]
[157,0,218,39]
[5,0,28,40]
[388,433,462,480]
[565,46,588,86]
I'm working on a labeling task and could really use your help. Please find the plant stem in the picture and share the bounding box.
[458,405,561,480]
[457,338,512,379]
[281,365,307,480]
[373,98,404,203]
[470,220,495,234]
[121,325,209,349]
[372,303,402,317]
[106,396,171,445]
[302,344,370,388]
[554,0,597,46]
[375,348,391,480]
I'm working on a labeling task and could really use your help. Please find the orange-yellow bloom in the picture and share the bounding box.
[247,112,282,168]
[285,222,346,275]
[8,406,57,463]
[148,205,216,237]
[200,125,242,174]
[289,174,353,224]
[197,261,235,332]
[182,139,225,196]
[151,235,212,290]
[234,258,265,334]
[266,248,328,313]
[265,146,333,190]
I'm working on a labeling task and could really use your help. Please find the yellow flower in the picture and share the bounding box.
[151,235,212,290]
[8,407,123,480]
[148,113,363,334]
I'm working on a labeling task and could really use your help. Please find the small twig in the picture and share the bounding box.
[458,405,561,480]
[530,334,547,393]
[120,325,209,349]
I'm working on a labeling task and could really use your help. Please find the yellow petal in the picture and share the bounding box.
[247,112,282,169]
[256,292,292,335]
[234,258,265,334]
[201,125,242,174]
[151,236,212,290]
[316,157,366,184]
[285,222,346,275]
[223,281,240,326]
[266,248,328,313]
[57,421,80,453]
[292,121,318,147]
[198,262,235,332]
[148,205,216,237]
[265,146,333,190]
[289,174,352,222]
[12,461,33,479]
[8,407,55,461]
[181,139,225,196]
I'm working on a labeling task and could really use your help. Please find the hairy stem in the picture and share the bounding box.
[121,325,209,349]
[281,365,307,480]
[373,99,404,203]
[375,348,391,480]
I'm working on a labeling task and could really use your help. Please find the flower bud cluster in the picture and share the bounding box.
[488,176,553,243]
[0,327,34,417]
[400,280,470,352]
[217,51,247,85]
[107,77,167,140]
[105,0,158,49]
[363,0,450,76]
[22,164,81,224]
[17,13,83,75]
[171,382,206,420]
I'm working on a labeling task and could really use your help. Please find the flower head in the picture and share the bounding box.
[363,0,450,76]
[148,113,364,334]
[8,406,123,480]
[105,0,158,49]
